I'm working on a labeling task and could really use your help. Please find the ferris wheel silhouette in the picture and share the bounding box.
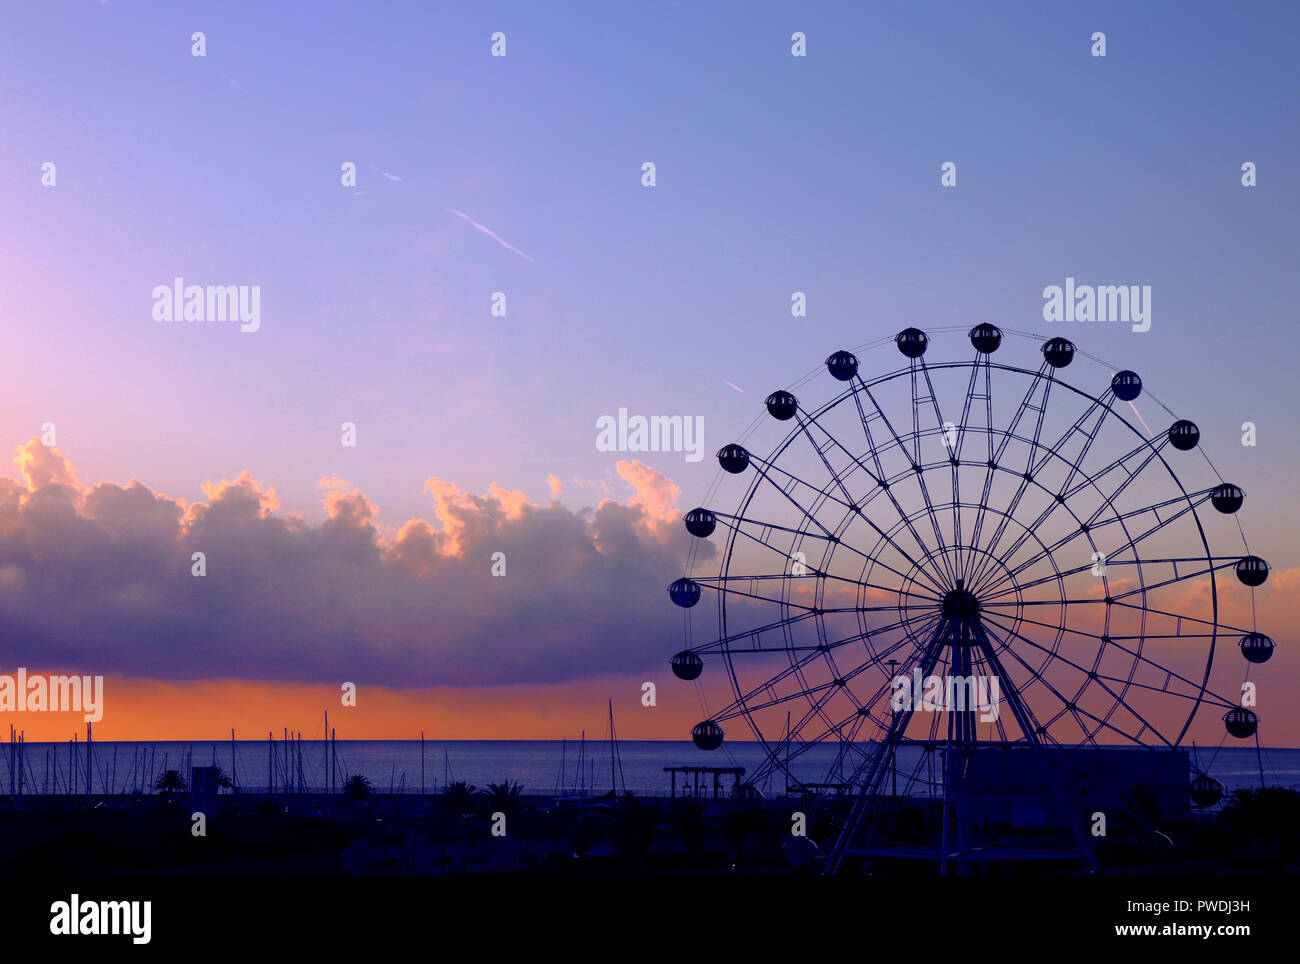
[667,324,1272,872]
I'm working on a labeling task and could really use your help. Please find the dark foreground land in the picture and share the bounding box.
[2,786,1299,875]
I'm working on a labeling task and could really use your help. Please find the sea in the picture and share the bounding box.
[5,740,1298,799]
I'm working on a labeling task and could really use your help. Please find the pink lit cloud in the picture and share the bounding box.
[0,442,705,688]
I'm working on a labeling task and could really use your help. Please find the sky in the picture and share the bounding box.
[0,1,1297,746]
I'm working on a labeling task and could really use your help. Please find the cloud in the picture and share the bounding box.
[15,442,85,498]
[614,459,681,524]
[199,470,280,516]
[0,439,708,688]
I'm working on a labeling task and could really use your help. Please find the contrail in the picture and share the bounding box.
[1128,400,1151,433]
[723,379,744,393]
[447,209,535,262]
[369,164,402,182]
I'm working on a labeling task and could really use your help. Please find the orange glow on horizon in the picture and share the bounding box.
[0,674,731,744]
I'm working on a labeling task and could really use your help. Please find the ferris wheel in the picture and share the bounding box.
[666,325,1272,871]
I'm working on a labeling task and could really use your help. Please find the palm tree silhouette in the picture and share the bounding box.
[438,780,477,814]
[343,774,374,802]
[153,769,187,802]
[477,780,524,813]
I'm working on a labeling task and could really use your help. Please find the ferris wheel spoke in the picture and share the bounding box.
[716,514,943,599]
[980,553,1238,602]
[1105,556,1239,601]
[979,603,1250,655]
[778,710,877,781]
[789,403,884,489]
[963,625,1076,743]
[971,630,1076,743]
[769,615,950,791]
[684,610,828,656]
[966,480,1095,599]
[968,423,1140,597]
[907,358,964,587]
[718,675,848,725]
[975,619,1132,747]
[980,610,1217,734]
[722,613,942,720]
[1070,443,1174,529]
[975,610,1163,716]
[964,370,1058,592]
[977,366,1055,543]
[950,355,985,462]
[690,574,821,611]
[754,646,890,752]
[966,367,1121,593]
[693,573,940,615]
[982,592,1251,647]
[951,641,1081,748]
[947,359,991,580]
[1093,672,1232,709]
[788,405,964,593]
[799,709,880,772]
[744,454,853,535]
[988,360,1053,467]
[847,384,954,583]
[1113,598,1250,637]
[789,407,878,511]
[978,486,1222,599]
[741,452,949,596]
[698,571,940,607]
[819,614,945,681]
[1029,391,1113,496]
[836,616,954,812]
[790,402,977,597]
[693,611,940,662]
[960,359,1002,583]
[710,648,843,724]
[1001,438,1181,587]
[981,620,1165,746]
[993,400,1118,580]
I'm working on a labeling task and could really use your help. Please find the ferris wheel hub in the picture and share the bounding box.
[941,581,982,621]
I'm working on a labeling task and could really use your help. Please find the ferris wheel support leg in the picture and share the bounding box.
[824,618,950,875]
[969,621,1100,873]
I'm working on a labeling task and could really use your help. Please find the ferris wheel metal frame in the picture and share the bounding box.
[667,324,1273,874]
